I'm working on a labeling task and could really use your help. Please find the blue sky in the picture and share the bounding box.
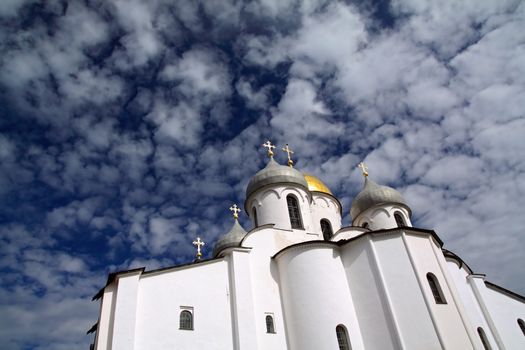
[1,0,524,348]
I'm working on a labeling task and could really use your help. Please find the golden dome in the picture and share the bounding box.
[303,173,333,195]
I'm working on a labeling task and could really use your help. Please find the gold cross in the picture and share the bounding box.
[229,204,241,219]
[358,162,369,177]
[282,144,294,167]
[262,140,276,158]
[192,237,205,259]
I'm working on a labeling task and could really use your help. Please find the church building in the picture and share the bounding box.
[89,141,525,350]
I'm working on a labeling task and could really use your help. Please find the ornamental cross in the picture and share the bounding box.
[192,237,205,259]
[358,162,369,177]
[229,204,241,219]
[262,140,276,158]
[282,144,294,167]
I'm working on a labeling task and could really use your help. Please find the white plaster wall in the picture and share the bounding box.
[247,185,314,233]
[228,250,258,350]
[332,226,367,241]
[372,233,441,349]
[406,234,474,349]
[95,283,117,350]
[445,261,498,349]
[276,245,365,350]
[111,273,140,350]
[242,228,297,350]
[134,260,234,350]
[354,205,411,231]
[341,233,442,350]
[476,280,525,349]
[341,236,398,350]
[310,193,342,237]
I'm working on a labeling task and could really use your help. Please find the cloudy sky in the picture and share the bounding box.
[0,0,524,348]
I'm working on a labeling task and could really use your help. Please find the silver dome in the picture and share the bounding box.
[213,219,247,257]
[245,158,308,202]
[350,178,410,220]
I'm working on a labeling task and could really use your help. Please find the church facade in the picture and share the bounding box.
[89,143,525,350]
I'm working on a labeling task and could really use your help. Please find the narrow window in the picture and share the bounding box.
[287,195,303,229]
[394,212,405,227]
[477,327,491,350]
[179,310,193,330]
[336,325,351,350]
[266,315,275,333]
[426,273,447,304]
[362,222,369,229]
[321,219,333,241]
[518,319,525,336]
[253,207,258,227]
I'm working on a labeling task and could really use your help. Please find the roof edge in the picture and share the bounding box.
[273,226,440,259]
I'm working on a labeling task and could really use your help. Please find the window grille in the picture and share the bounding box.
[321,219,333,241]
[426,273,447,304]
[287,195,303,229]
[179,310,193,330]
[518,319,525,336]
[394,213,405,227]
[253,207,258,227]
[477,327,491,350]
[336,325,351,350]
[266,315,275,333]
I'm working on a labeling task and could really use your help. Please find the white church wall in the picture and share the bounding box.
[332,226,367,241]
[341,236,398,350]
[242,228,294,349]
[406,234,475,349]
[310,193,342,238]
[111,271,141,350]
[134,260,233,350]
[372,233,441,349]
[276,244,365,350]
[472,277,525,349]
[484,286,525,349]
[95,283,117,350]
[228,249,259,350]
[445,261,498,349]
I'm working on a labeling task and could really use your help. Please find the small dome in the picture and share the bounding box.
[303,173,333,195]
[350,177,410,220]
[213,219,247,257]
[245,158,308,200]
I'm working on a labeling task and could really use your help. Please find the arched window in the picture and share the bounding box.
[362,222,369,229]
[336,325,351,350]
[394,212,405,227]
[286,195,303,229]
[518,318,525,336]
[253,207,258,227]
[426,273,447,304]
[266,315,275,333]
[321,219,333,241]
[477,327,491,350]
[179,310,193,330]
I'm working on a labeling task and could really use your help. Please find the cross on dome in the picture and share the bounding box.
[192,237,205,260]
[229,204,241,219]
[262,140,276,158]
[358,162,369,177]
[282,144,294,167]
